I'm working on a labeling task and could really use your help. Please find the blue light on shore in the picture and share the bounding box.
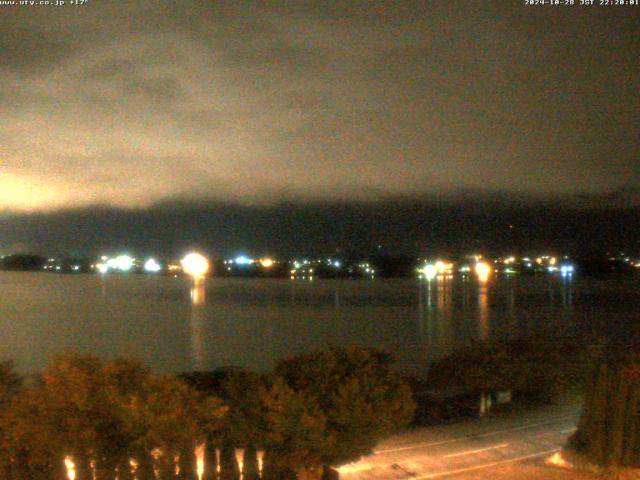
[560,264,574,277]
[235,256,252,265]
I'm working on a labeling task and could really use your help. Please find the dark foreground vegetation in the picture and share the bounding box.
[0,347,414,480]
[569,331,640,469]
[1,330,637,478]
[427,333,603,407]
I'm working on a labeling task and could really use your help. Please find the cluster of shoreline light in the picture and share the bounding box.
[417,255,575,282]
[28,251,597,280]
[94,252,210,279]
[95,255,160,274]
[418,259,493,282]
[223,255,276,271]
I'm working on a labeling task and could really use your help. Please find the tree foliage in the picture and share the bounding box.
[268,347,415,477]
[0,348,414,480]
[0,353,226,480]
[428,334,603,402]
[570,333,640,468]
[259,377,329,478]
[0,360,21,407]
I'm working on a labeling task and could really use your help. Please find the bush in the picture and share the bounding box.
[428,334,603,404]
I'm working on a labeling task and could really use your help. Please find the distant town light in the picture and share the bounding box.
[235,256,252,265]
[435,260,454,274]
[421,263,437,281]
[560,264,574,276]
[144,258,162,273]
[475,261,492,282]
[114,255,134,272]
[181,252,210,278]
[260,257,274,268]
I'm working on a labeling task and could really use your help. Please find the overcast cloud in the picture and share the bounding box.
[1,0,638,213]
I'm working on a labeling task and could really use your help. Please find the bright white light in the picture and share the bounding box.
[144,258,162,273]
[421,264,437,281]
[181,252,210,278]
[235,256,252,265]
[475,262,492,282]
[114,255,134,272]
[333,260,341,268]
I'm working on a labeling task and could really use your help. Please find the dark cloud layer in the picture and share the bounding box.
[1,0,638,214]
[1,194,638,257]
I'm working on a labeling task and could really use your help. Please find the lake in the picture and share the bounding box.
[0,272,637,377]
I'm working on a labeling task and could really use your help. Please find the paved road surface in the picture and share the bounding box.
[337,403,580,479]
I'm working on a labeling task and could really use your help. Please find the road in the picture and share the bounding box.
[337,403,580,479]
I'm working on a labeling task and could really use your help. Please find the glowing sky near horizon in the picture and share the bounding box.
[1,0,638,212]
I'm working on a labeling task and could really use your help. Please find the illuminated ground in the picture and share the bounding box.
[338,403,582,479]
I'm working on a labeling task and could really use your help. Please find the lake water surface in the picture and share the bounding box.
[0,272,638,377]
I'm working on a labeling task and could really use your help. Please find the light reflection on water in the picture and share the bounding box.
[190,279,206,372]
[0,272,637,378]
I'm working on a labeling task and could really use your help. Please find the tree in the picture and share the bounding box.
[269,347,415,478]
[259,377,329,479]
[428,334,602,404]
[182,368,267,478]
[0,361,21,408]
[428,341,511,395]
[569,333,640,468]
[0,353,227,480]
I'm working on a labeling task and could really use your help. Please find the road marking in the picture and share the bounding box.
[375,437,466,454]
[412,448,561,479]
[374,415,576,454]
[476,416,577,438]
[442,443,509,459]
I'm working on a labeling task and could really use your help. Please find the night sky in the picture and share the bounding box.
[1,1,638,256]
